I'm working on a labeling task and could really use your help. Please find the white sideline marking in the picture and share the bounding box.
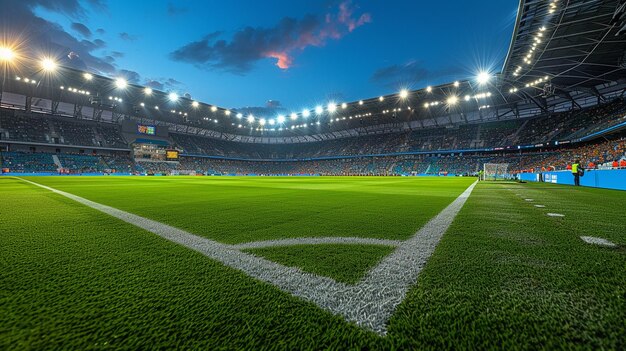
[547,213,565,217]
[15,177,477,335]
[534,205,546,208]
[232,237,401,250]
[580,236,617,247]
[524,199,534,202]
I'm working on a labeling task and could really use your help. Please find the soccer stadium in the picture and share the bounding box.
[1,0,626,349]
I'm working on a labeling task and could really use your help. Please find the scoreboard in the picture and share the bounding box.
[137,124,156,135]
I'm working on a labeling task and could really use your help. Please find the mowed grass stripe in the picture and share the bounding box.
[245,244,396,284]
[2,177,624,349]
[388,182,626,349]
[0,177,389,350]
[22,176,475,244]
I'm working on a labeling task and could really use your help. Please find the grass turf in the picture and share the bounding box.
[1,176,624,349]
[20,176,475,244]
[244,244,395,284]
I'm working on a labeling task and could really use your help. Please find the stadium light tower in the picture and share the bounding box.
[315,106,324,115]
[447,96,459,105]
[399,89,409,99]
[40,58,58,72]
[115,78,127,89]
[144,87,153,95]
[168,92,178,102]
[277,115,286,124]
[0,47,15,62]
[83,72,93,81]
[327,102,337,113]
[477,71,491,85]
[302,109,310,118]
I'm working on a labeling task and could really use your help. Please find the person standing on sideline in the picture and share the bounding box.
[571,159,583,186]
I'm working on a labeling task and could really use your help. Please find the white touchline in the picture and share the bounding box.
[15,177,477,335]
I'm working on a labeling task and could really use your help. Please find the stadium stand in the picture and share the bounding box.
[0,152,57,173]
[1,97,626,176]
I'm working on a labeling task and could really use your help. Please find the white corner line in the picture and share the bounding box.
[13,177,478,335]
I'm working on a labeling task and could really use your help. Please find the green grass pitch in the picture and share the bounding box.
[1,176,624,349]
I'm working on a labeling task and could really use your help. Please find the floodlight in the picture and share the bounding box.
[144,87,153,95]
[315,106,323,114]
[426,86,432,93]
[192,101,199,108]
[358,100,363,105]
[236,113,243,119]
[83,73,93,81]
[268,119,275,126]
[155,105,159,109]
[379,96,384,102]
[327,103,337,113]
[41,58,57,72]
[399,89,409,99]
[225,110,231,116]
[247,115,254,123]
[277,115,286,123]
[259,118,266,126]
[211,106,218,112]
[447,96,458,105]
[477,71,491,85]
[115,78,128,89]
[302,109,310,118]
[168,92,178,101]
[341,102,347,109]
[140,102,145,107]
[454,81,460,87]
[0,47,14,61]
[464,95,471,101]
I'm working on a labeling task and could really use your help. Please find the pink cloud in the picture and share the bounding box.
[265,1,372,70]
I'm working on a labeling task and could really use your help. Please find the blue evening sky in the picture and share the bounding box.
[31,0,518,110]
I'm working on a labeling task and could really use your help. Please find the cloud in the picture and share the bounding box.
[96,28,105,35]
[0,0,117,74]
[119,32,138,41]
[236,101,287,118]
[71,22,91,38]
[144,77,185,92]
[145,80,164,90]
[371,61,429,87]
[167,2,187,16]
[370,60,463,89]
[110,51,124,58]
[169,0,371,74]
[118,69,141,83]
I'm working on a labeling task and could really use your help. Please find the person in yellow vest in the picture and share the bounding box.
[571,159,583,186]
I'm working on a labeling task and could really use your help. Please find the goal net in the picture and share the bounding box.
[482,163,510,181]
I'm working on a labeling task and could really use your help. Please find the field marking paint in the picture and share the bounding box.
[524,199,534,202]
[580,236,617,247]
[547,213,565,217]
[232,237,401,250]
[534,205,546,208]
[15,177,477,335]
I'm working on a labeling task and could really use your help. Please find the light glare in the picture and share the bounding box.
[115,78,128,89]
[41,58,57,71]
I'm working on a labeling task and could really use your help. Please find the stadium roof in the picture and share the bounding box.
[1,0,625,143]
[501,0,626,101]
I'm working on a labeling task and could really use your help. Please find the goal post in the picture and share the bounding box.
[482,163,510,181]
